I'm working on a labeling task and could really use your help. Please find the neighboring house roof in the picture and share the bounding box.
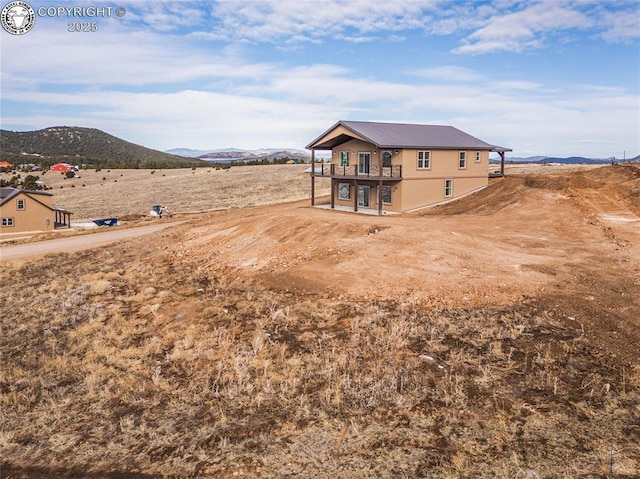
[51,163,74,171]
[307,120,512,152]
[0,187,53,206]
[52,206,73,214]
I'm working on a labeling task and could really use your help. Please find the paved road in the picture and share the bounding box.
[0,222,184,262]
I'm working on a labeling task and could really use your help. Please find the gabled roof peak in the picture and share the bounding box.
[0,187,53,206]
[308,120,511,152]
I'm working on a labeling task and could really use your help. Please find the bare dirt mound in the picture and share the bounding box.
[421,163,640,216]
[174,165,638,297]
[168,164,640,365]
[2,165,639,478]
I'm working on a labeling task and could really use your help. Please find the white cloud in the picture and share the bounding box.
[596,3,640,43]
[3,48,637,156]
[203,0,435,43]
[0,24,275,88]
[128,1,639,54]
[1,1,637,157]
[455,1,591,54]
[2,87,343,150]
[413,66,484,82]
[128,2,207,32]
[490,80,545,91]
[454,1,640,55]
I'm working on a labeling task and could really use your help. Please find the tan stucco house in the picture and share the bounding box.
[0,187,72,234]
[307,121,511,214]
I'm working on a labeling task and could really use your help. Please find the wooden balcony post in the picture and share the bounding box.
[311,149,315,206]
[378,148,383,214]
[331,178,335,209]
[354,179,358,212]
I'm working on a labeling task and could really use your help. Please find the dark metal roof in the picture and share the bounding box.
[307,120,512,151]
[0,188,20,203]
[52,207,73,214]
[0,187,54,206]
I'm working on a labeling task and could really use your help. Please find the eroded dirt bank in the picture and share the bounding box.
[172,165,640,363]
[1,165,639,478]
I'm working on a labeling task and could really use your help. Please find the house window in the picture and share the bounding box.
[16,199,25,210]
[444,179,453,197]
[338,182,351,200]
[382,151,392,168]
[358,152,371,175]
[1,217,14,227]
[382,185,392,204]
[475,151,481,163]
[339,151,350,167]
[459,151,467,169]
[417,151,431,169]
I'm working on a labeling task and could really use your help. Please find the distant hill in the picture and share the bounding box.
[165,147,247,157]
[1,127,207,169]
[198,149,311,164]
[199,150,260,160]
[166,147,315,163]
[492,155,640,165]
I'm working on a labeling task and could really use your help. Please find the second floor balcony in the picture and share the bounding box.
[314,163,403,180]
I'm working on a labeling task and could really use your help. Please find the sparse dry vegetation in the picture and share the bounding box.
[2,247,639,478]
[0,164,329,221]
[1,164,639,478]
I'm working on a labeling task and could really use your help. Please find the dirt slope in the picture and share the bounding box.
[164,165,639,361]
[2,164,639,478]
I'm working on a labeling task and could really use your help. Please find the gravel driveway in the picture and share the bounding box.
[0,222,183,262]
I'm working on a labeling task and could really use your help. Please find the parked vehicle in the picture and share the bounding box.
[149,205,172,218]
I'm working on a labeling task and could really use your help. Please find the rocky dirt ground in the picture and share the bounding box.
[173,164,640,363]
[1,164,639,478]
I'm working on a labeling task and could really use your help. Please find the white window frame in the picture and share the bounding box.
[444,179,453,197]
[358,152,371,175]
[382,185,392,204]
[417,151,431,170]
[358,185,371,207]
[475,151,481,163]
[458,151,467,169]
[339,151,350,167]
[338,182,351,200]
[16,199,25,210]
[2,217,15,227]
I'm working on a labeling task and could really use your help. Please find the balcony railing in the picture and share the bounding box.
[314,163,402,179]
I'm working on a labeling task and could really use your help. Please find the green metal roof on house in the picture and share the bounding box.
[307,120,512,152]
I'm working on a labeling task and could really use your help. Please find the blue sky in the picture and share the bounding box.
[1,0,639,158]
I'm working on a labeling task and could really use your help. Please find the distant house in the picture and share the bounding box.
[307,120,511,214]
[0,187,72,233]
[50,163,74,172]
[0,161,13,169]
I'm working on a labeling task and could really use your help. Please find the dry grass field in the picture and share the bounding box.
[2,164,329,222]
[1,163,597,222]
[1,163,639,479]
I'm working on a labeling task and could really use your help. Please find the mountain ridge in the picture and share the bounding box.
[166,147,311,158]
[494,154,640,164]
[0,127,207,169]
[496,155,640,165]
[171,148,639,165]
[2,127,635,168]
